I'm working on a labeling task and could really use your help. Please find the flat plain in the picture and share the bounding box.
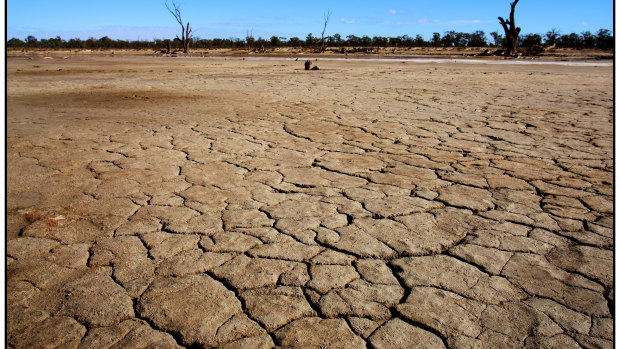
[6,54,613,348]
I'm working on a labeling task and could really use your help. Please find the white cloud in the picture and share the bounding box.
[580,21,588,26]
[340,18,359,24]
[388,9,397,15]
[433,19,488,25]
[389,18,488,27]
[395,18,429,25]
[448,19,482,25]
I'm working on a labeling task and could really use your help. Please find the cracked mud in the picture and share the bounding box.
[7,55,613,348]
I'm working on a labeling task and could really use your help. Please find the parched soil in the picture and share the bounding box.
[7,55,613,348]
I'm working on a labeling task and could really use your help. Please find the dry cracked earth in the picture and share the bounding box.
[6,55,613,348]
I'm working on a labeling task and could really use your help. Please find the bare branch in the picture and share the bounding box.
[324,10,332,25]
[165,0,183,27]
[509,0,518,29]
[322,10,332,38]
[511,0,520,10]
[498,17,509,33]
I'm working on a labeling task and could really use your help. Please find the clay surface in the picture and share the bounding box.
[7,54,613,348]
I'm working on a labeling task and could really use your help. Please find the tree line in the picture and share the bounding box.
[7,29,613,51]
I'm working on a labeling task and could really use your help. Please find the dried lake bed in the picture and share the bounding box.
[6,55,613,348]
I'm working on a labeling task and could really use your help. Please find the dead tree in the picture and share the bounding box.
[320,10,332,53]
[165,0,192,53]
[246,29,254,52]
[498,0,521,56]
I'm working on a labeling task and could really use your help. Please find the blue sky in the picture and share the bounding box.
[7,0,614,41]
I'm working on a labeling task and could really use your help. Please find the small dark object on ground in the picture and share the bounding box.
[304,60,312,70]
[311,66,319,70]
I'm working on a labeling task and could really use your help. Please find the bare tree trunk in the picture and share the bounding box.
[184,22,191,53]
[320,11,331,53]
[246,29,253,53]
[165,0,192,53]
[498,0,520,56]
